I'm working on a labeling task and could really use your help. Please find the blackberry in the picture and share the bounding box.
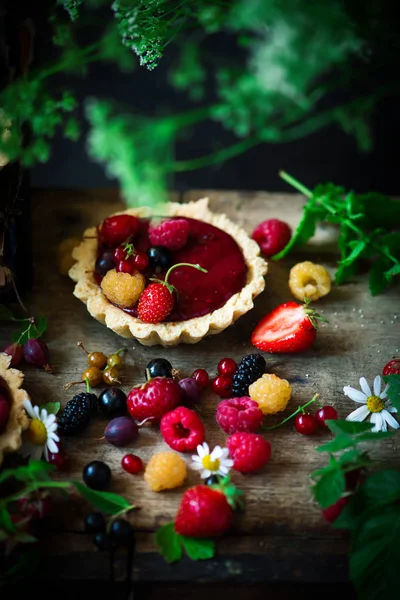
[57,392,97,436]
[232,353,266,397]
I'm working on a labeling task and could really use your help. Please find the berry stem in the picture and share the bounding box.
[77,341,89,356]
[279,171,313,198]
[262,394,320,431]
[164,262,207,285]
[85,377,91,393]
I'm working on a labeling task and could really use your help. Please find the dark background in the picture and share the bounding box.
[10,2,400,195]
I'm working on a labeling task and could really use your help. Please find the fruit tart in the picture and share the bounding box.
[0,353,30,466]
[69,198,267,346]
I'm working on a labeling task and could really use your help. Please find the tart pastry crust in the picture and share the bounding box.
[69,198,268,346]
[0,353,30,465]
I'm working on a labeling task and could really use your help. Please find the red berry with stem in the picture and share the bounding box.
[191,369,209,389]
[3,342,23,367]
[294,413,319,435]
[116,259,135,274]
[23,339,52,372]
[316,405,338,426]
[133,252,149,271]
[100,215,139,247]
[217,358,237,377]
[382,358,400,376]
[212,375,233,398]
[113,246,127,263]
[138,263,207,324]
[121,454,143,474]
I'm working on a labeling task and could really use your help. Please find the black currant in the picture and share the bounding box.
[95,250,115,277]
[146,358,173,379]
[109,518,135,546]
[84,512,105,534]
[98,387,127,418]
[82,460,111,491]
[147,246,171,270]
[93,531,113,551]
[205,475,220,486]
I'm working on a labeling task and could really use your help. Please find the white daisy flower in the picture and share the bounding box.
[344,375,399,433]
[21,400,60,461]
[191,442,233,479]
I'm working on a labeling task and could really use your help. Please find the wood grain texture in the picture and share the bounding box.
[1,187,399,584]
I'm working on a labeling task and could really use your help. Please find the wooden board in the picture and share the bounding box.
[1,188,399,584]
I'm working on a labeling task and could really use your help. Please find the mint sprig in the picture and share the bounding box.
[155,522,215,564]
[274,171,400,295]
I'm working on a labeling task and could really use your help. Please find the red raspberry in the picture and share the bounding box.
[100,215,139,247]
[127,377,183,421]
[160,406,205,452]
[226,432,271,473]
[149,218,190,251]
[216,397,263,434]
[251,219,291,257]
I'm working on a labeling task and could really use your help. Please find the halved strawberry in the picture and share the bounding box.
[251,300,327,353]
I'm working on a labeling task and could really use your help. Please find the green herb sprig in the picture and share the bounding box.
[275,171,400,295]
[310,374,400,600]
[0,305,47,345]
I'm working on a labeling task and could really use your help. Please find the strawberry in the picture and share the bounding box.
[127,377,183,421]
[251,299,327,353]
[137,262,207,324]
[174,480,242,538]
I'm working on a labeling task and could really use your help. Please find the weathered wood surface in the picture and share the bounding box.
[1,187,399,584]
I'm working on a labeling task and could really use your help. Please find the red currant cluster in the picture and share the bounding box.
[211,358,237,397]
[294,404,338,435]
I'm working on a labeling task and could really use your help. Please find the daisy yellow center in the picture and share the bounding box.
[366,396,385,413]
[26,419,47,445]
[202,455,220,471]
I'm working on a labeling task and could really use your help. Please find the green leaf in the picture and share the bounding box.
[380,232,400,254]
[338,240,367,268]
[326,420,373,436]
[369,259,390,296]
[357,193,400,228]
[312,468,346,509]
[356,431,396,442]
[272,205,317,259]
[335,260,360,285]
[0,305,16,320]
[361,470,400,505]
[29,316,47,339]
[12,460,55,482]
[384,263,400,280]
[316,434,355,453]
[13,530,38,543]
[72,481,133,515]
[0,508,15,532]
[41,402,60,416]
[155,522,183,563]
[180,536,215,561]
[337,448,363,465]
[383,374,400,412]
[350,505,400,600]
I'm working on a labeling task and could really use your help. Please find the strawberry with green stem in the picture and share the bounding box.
[138,262,207,323]
[155,476,244,563]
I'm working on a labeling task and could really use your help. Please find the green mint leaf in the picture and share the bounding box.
[356,431,396,442]
[350,504,400,600]
[13,460,55,482]
[326,420,373,436]
[384,263,400,280]
[316,434,355,453]
[29,316,47,339]
[13,530,38,543]
[361,470,400,505]
[338,240,367,268]
[0,305,16,320]
[380,232,400,254]
[337,448,363,465]
[356,193,400,229]
[335,260,360,285]
[41,402,60,416]
[312,468,346,509]
[272,205,317,260]
[383,374,400,412]
[155,522,183,563]
[0,508,16,532]
[180,536,215,561]
[72,481,133,515]
[369,259,391,296]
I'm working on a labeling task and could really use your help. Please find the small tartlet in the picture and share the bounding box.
[0,353,30,466]
[69,198,268,346]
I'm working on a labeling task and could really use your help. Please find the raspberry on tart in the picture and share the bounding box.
[69,198,267,346]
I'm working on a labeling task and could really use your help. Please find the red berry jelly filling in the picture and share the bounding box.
[96,217,247,322]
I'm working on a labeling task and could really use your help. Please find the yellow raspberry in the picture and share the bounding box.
[289,261,331,302]
[100,269,145,308]
[249,373,292,415]
[144,451,187,492]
